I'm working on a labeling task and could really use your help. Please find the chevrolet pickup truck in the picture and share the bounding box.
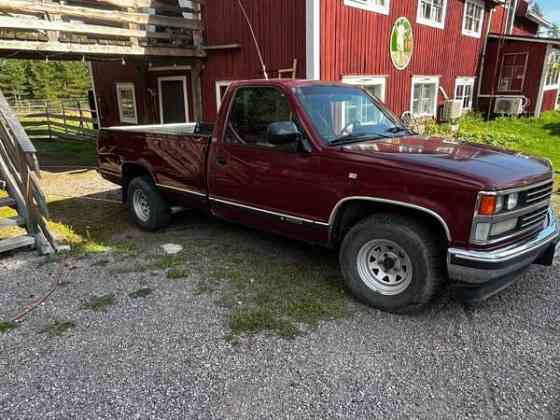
[97,80,559,313]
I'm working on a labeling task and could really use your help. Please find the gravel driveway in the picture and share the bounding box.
[1,215,559,419]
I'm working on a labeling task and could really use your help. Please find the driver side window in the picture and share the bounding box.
[225,87,294,149]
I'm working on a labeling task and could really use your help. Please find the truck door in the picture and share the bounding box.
[208,85,330,243]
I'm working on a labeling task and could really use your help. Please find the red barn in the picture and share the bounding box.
[88,0,556,128]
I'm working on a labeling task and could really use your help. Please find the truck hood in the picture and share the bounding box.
[341,136,553,190]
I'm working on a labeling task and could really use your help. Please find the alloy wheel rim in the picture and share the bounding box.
[356,239,413,296]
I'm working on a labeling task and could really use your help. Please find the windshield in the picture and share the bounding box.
[294,85,405,144]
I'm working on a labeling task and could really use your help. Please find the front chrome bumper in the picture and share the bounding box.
[448,209,559,287]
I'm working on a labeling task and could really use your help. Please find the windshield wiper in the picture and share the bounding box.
[386,126,411,135]
[329,133,387,146]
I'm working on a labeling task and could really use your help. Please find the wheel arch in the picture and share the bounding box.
[121,161,155,202]
[329,197,452,246]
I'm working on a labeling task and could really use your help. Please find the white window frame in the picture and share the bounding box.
[411,75,440,117]
[455,77,476,111]
[544,51,560,91]
[342,75,387,102]
[461,0,485,38]
[215,80,233,111]
[115,82,138,124]
[416,0,447,30]
[157,75,190,124]
[343,0,390,15]
[497,52,528,93]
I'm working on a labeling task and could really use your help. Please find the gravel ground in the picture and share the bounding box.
[1,222,559,420]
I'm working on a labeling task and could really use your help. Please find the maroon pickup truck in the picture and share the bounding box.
[97,80,558,313]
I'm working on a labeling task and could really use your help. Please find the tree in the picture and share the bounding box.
[0,60,29,100]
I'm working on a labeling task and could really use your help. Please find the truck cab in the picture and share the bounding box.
[97,79,559,313]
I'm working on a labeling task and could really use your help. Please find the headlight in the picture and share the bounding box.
[490,218,518,236]
[477,192,519,215]
[506,192,519,210]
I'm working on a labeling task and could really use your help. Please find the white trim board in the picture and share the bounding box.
[306,0,321,80]
[157,75,190,124]
[215,80,233,112]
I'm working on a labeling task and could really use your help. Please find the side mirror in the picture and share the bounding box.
[267,121,301,145]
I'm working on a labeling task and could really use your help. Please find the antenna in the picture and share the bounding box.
[237,0,268,80]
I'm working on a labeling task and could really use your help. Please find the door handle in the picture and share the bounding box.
[216,157,227,166]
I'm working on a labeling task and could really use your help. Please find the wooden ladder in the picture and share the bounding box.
[0,89,58,255]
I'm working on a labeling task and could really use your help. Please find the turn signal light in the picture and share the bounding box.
[478,195,497,216]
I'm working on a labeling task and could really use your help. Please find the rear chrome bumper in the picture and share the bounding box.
[447,209,559,302]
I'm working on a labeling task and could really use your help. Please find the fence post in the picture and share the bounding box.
[62,102,67,135]
[45,102,53,141]
[77,100,84,129]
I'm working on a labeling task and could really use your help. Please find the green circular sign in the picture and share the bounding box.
[390,17,414,71]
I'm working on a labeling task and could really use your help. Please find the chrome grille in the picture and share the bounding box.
[518,206,549,230]
[523,181,554,205]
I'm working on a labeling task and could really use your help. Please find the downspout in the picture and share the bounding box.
[506,0,519,35]
[535,44,552,118]
[477,7,496,105]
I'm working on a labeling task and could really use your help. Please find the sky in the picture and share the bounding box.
[540,0,560,24]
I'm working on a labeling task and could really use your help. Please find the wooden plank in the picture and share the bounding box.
[0,196,16,207]
[0,90,36,154]
[0,17,192,41]
[97,0,205,8]
[0,235,35,254]
[202,43,242,51]
[0,1,203,30]
[0,216,25,227]
[0,39,205,57]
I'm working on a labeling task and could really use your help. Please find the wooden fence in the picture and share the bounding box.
[12,98,98,141]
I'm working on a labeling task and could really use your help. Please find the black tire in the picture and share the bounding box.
[127,176,171,231]
[339,213,445,313]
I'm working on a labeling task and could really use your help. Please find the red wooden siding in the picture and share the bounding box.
[92,61,149,127]
[511,19,539,36]
[490,4,507,34]
[479,38,546,114]
[542,89,558,112]
[201,0,307,121]
[320,0,493,116]
[92,61,195,127]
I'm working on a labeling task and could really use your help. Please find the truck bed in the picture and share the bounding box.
[97,122,213,209]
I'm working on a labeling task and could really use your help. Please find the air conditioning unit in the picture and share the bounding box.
[494,97,524,115]
[440,100,463,122]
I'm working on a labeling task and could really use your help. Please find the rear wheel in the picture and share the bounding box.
[127,176,171,231]
[339,213,445,313]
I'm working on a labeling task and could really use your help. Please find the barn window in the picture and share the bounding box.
[116,83,138,124]
[498,53,528,92]
[544,51,560,89]
[462,0,484,38]
[455,77,475,111]
[417,0,447,29]
[411,76,439,117]
[344,0,390,15]
[342,76,387,102]
[215,81,233,111]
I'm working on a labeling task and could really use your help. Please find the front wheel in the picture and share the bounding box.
[127,176,171,231]
[339,213,445,313]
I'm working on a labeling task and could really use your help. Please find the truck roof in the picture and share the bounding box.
[229,79,346,89]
